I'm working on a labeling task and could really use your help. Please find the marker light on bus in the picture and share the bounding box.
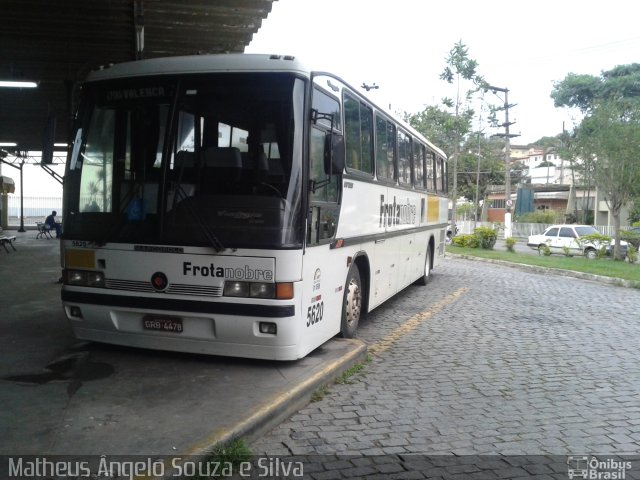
[275,283,294,300]
[64,269,106,287]
[223,281,294,300]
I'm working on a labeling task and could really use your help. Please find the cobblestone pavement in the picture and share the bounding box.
[249,257,640,477]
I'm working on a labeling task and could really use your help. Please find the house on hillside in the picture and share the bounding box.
[482,147,631,226]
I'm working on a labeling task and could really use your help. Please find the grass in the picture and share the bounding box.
[311,384,330,402]
[176,438,252,479]
[447,245,640,283]
[334,362,366,385]
[312,356,371,401]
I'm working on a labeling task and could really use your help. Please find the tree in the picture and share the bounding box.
[455,134,505,203]
[552,64,640,258]
[556,130,596,224]
[576,100,640,258]
[403,105,459,154]
[438,41,485,228]
[551,64,640,113]
[405,109,508,209]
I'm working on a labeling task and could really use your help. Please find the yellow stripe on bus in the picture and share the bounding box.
[427,196,440,223]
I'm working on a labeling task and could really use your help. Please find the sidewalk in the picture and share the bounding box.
[0,231,367,456]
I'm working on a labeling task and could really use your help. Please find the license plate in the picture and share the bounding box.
[142,315,183,333]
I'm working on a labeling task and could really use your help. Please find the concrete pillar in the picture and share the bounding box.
[1,193,7,229]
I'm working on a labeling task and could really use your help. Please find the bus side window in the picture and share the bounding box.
[309,87,341,245]
[426,151,435,192]
[414,142,425,188]
[435,156,444,193]
[375,115,396,182]
[308,127,340,244]
[344,92,373,176]
[397,130,411,185]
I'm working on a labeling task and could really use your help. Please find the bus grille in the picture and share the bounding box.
[105,279,223,297]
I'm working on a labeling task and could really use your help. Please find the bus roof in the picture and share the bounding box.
[86,53,311,82]
[86,53,447,159]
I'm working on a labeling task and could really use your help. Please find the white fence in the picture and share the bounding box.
[5,195,63,226]
[458,220,630,239]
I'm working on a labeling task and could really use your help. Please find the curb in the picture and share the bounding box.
[158,339,368,478]
[195,339,368,450]
[447,253,640,289]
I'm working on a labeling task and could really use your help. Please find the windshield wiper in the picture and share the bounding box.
[171,183,225,253]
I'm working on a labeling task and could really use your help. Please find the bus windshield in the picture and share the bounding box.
[63,73,305,249]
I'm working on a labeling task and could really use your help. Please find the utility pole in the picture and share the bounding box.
[474,131,481,231]
[486,85,519,238]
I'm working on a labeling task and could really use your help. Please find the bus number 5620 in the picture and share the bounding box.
[306,301,324,327]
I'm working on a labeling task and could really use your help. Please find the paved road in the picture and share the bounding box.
[250,257,640,477]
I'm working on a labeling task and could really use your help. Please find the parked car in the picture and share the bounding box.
[527,224,628,259]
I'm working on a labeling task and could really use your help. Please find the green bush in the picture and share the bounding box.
[474,226,497,249]
[505,237,516,252]
[562,245,572,257]
[516,210,559,224]
[541,244,551,256]
[576,233,612,250]
[628,245,638,263]
[619,230,640,249]
[452,234,480,248]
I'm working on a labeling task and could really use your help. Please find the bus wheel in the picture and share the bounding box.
[340,266,362,338]
[414,244,432,286]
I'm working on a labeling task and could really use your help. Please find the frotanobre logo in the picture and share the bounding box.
[567,456,632,479]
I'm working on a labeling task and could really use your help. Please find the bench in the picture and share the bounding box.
[36,222,53,239]
[0,234,17,253]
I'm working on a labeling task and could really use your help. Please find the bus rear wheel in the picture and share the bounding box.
[340,266,362,338]
[414,244,432,285]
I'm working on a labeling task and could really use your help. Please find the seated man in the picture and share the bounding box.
[45,210,62,238]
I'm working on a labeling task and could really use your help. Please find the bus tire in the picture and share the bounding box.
[340,265,363,338]
[414,244,432,286]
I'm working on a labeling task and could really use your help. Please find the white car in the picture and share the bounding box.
[527,224,627,259]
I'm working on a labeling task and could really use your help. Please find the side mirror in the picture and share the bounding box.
[324,133,345,175]
[41,116,57,165]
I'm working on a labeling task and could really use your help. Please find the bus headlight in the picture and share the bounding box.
[87,271,105,287]
[66,270,87,285]
[223,281,292,299]
[250,282,275,299]
[63,269,105,287]
[223,281,250,297]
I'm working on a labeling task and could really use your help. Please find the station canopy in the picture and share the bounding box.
[0,0,275,165]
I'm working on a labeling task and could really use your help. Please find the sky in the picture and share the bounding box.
[246,0,640,144]
[6,0,639,198]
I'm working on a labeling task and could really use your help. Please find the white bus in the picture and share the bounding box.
[60,54,449,360]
